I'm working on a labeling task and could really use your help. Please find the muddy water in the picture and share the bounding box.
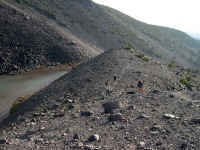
[0,71,67,121]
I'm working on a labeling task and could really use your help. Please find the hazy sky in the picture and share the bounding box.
[93,0,200,33]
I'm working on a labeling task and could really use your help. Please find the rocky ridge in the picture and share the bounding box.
[0,49,200,149]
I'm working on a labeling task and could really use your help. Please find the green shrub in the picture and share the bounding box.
[134,52,144,58]
[179,75,192,86]
[123,45,132,50]
[142,56,150,62]
[168,62,175,68]
[180,78,189,85]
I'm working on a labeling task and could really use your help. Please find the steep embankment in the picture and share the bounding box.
[6,0,200,69]
[1,49,200,149]
[0,0,102,74]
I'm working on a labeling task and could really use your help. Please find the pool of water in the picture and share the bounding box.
[0,71,67,121]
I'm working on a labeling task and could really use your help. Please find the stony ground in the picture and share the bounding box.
[0,49,200,150]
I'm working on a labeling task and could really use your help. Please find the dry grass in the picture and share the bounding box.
[10,91,38,114]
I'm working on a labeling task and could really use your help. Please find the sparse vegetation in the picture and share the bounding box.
[123,44,133,50]
[179,78,190,86]
[179,73,193,90]
[10,93,36,114]
[168,62,175,68]
[133,50,150,62]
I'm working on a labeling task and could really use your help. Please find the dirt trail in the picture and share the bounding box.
[0,0,103,57]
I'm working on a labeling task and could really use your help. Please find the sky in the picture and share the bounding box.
[92,0,200,33]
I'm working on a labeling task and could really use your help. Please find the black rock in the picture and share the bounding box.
[190,118,200,124]
[81,111,93,117]
[103,101,121,114]
[0,139,6,144]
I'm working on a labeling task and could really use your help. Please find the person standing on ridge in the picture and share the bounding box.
[137,80,144,93]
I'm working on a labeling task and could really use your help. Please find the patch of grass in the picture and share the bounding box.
[142,56,150,62]
[179,78,190,86]
[70,62,81,68]
[123,45,132,50]
[133,50,150,62]
[179,75,192,88]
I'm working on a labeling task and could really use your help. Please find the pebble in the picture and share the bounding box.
[67,99,73,103]
[152,89,161,94]
[109,113,125,121]
[139,141,145,147]
[84,144,101,150]
[81,111,94,117]
[137,114,151,119]
[163,114,179,119]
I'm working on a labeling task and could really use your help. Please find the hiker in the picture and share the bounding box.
[105,80,111,96]
[113,75,117,81]
[137,80,144,93]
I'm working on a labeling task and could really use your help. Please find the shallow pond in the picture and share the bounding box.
[0,71,67,121]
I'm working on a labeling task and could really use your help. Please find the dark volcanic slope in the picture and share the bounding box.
[1,49,200,149]
[7,0,200,68]
[0,1,101,74]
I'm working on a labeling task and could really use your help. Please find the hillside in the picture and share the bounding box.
[1,49,200,149]
[4,0,200,69]
[0,0,102,74]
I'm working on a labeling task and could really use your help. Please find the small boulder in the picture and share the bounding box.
[190,118,200,124]
[81,111,93,117]
[126,91,135,95]
[103,101,122,114]
[152,89,161,94]
[88,134,100,142]
[53,111,65,118]
[73,134,79,140]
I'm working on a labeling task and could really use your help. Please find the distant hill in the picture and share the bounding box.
[0,0,102,74]
[5,0,200,68]
[0,0,200,74]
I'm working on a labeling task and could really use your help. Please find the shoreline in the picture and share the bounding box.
[0,65,71,123]
[0,110,9,123]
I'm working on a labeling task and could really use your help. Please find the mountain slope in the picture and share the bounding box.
[1,49,200,149]
[6,0,200,69]
[0,0,102,74]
